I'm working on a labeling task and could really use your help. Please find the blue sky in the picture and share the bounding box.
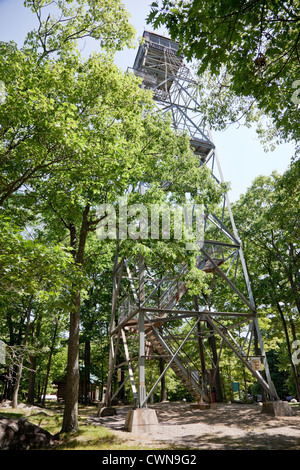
[0,0,295,201]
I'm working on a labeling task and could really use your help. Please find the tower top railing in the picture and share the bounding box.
[133,31,183,69]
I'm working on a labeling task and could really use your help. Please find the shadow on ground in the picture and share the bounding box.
[87,402,300,450]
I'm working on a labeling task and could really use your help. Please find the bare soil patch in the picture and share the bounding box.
[88,401,300,450]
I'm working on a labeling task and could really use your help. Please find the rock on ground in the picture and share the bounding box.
[0,414,55,450]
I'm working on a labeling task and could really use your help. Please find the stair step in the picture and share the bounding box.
[143,282,206,401]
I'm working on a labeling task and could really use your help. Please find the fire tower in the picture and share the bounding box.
[103,31,278,417]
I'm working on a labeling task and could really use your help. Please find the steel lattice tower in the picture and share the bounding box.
[104,31,279,412]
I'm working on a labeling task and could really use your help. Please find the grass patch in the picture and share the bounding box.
[0,403,161,451]
[30,412,63,436]
[57,425,142,450]
[0,410,25,419]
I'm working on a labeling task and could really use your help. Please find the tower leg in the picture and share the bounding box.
[138,308,147,408]
[138,254,147,408]
[124,254,159,433]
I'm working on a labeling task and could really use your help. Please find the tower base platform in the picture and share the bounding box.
[261,401,293,417]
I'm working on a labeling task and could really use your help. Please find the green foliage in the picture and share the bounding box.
[23,0,135,56]
[0,215,80,304]
[184,265,211,297]
[233,161,300,315]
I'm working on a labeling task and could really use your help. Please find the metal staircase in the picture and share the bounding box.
[142,263,205,403]
[145,328,207,402]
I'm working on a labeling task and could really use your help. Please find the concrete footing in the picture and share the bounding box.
[125,408,159,433]
[261,401,293,417]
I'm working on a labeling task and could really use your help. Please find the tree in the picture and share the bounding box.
[0,0,225,432]
[79,249,115,404]
[0,215,79,406]
[0,0,136,429]
[148,0,300,157]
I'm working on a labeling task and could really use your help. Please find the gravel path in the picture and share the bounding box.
[88,401,300,450]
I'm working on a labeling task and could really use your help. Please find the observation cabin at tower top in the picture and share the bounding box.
[131,31,215,161]
[132,30,185,101]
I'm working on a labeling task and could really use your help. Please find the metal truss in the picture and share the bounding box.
[104,32,279,408]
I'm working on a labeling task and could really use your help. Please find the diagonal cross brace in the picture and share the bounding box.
[141,313,210,406]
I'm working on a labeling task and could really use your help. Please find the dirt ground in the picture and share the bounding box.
[88,401,300,450]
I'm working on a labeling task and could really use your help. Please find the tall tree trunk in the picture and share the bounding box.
[159,357,167,402]
[27,310,42,404]
[61,291,81,432]
[42,318,59,407]
[84,340,91,405]
[11,360,24,408]
[276,302,300,401]
[61,204,90,433]
[207,323,223,402]
[202,277,223,402]
[27,355,37,404]
[11,296,33,408]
